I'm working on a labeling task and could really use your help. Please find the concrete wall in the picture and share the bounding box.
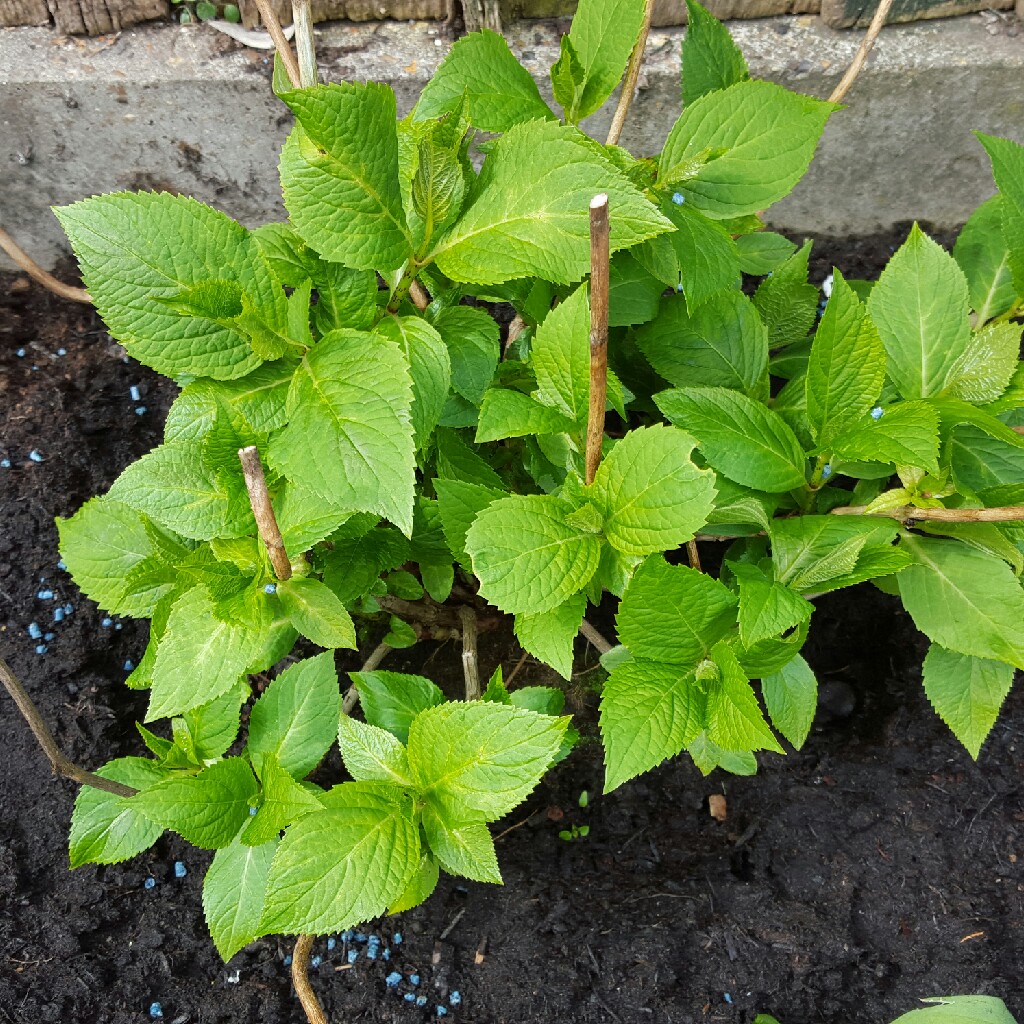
[1,14,1022,270]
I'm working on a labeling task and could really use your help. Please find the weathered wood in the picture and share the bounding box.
[0,0,50,26]
[462,0,501,31]
[239,0,444,28]
[821,0,1010,27]
[501,0,817,22]
[48,0,168,32]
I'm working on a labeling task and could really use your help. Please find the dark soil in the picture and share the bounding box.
[1,233,1021,1024]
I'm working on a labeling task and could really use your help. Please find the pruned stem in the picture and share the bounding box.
[828,0,895,104]
[238,446,292,581]
[832,503,1024,524]
[605,0,654,146]
[503,314,526,357]
[0,227,91,305]
[579,619,613,655]
[0,657,137,798]
[291,934,328,1024]
[291,0,318,87]
[253,0,301,89]
[459,605,481,701]
[409,280,431,312]
[586,193,610,486]
[687,539,703,572]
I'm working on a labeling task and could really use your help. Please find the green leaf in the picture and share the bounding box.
[373,315,452,450]
[312,262,380,335]
[531,283,591,425]
[337,716,413,785]
[867,224,972,400]
[665,201,741,313]
[681,0,750,104]
[805,268,885,445]
[466,494,602,614]
[953,196,1017,324]
[388,850,440,914]
[921,644,1015,760]
[751,241,818,350]
[435,428,505,489]
[408,701,567,821]
[277,577,357,650]
[268,330,416,536]
[274,482,355,555]
[733,565,812,648]
[942,322,1021,405]
[107,442,252,542]
[414,29,554,132]
[896,998,1018,1024]
[761,653,817,749]
[600,660,704,792]
[203,832,278,961]
[259,782,420,935]
[590,424,716,556]
[55,192,287,380]
[660,81,835,218]
[830,401,940,475]
[135,758,258,849]
[656,386,807,491]
[411,131,467,249]
[769,516,897,593]
[475,389,578,442]
[57,498,175,617]
[69,758,168,868]
[977,132,1024,213]
[430,306,500,405]
[165,360,297,443]
[735,232,796,275]
[617,555,737,666]
[551,33,589,123]
[897,534,1024,670]
[421,803,501,883]
[706,641,782,753]
[514,592,586,680]
[149,586,264,721]
[351,671,444,744]
[431,120,671,286]
[608,251,665,328]
[435,479,505,568]
[278,83,412,271]
[248,653,341,780]
[565,0,646,120]
[637,290,767,394]
[178,684,246,762]
[242,753,324,846]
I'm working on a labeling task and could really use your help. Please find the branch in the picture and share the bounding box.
[341,641,391,716]
[291,0,318,87]
[586,193,610,486]
[686,539,703,573]
[375,594,504,635]
[237,446,292,581]
[605,0,655,146]
[578,619,613,655]
[252,0,301,89]
[828,0,895,104]
[291,934,328,1024]
[0,227,91,305]
[832,503,1024,524]
[459,605,481,701]
[0,656,137,798]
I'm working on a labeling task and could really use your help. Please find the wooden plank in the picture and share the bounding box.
[239,0,445,28]
[0,0,50,26]
[821,0,1011,27]
[47,0,168,32]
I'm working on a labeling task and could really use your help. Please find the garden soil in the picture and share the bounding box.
[1,232,1022,1024]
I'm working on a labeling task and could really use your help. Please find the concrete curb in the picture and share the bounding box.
[1,14,1022,269]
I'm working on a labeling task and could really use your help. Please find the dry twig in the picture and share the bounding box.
[605,0,655,146]
[291,934,328,1024]
[253,0,301,88]
[0,657,136,798]
[238,446,292,580]
[459,605,481,700]
[832,503,1024,524]
[291,0,318,87]
[579,619,613,655]
[586,194,610,486]
[828,0,896,104]
[0,227,91,305]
